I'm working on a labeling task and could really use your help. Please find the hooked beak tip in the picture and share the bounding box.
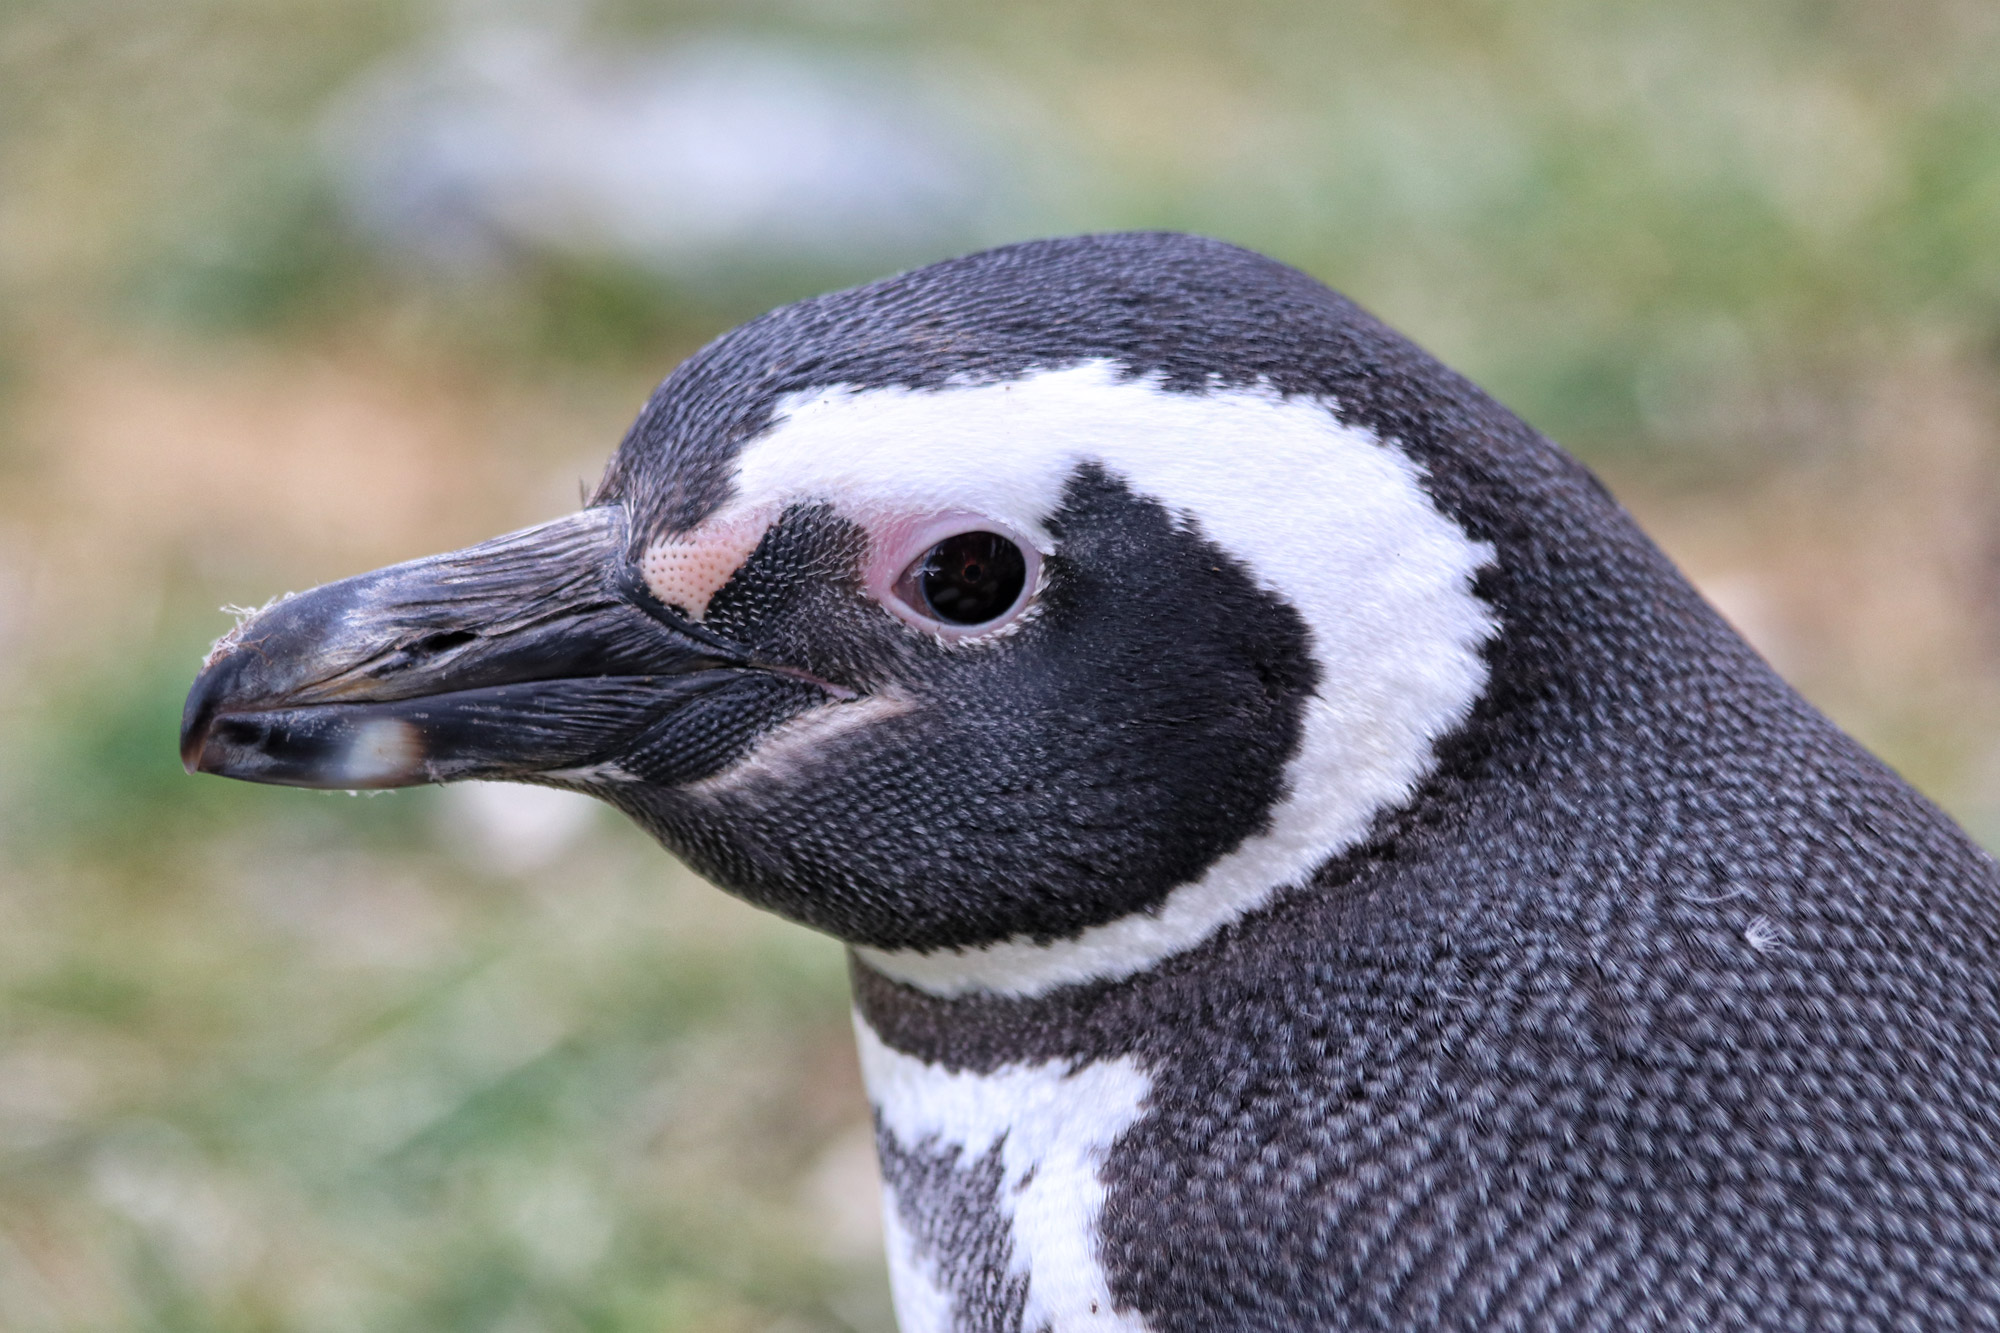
[179,675,223,776]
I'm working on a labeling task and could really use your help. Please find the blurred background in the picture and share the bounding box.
[3,0,1999,1328]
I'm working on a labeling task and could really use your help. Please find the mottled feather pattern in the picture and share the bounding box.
[222,230,2000,1329]
[786,237,2000,1329]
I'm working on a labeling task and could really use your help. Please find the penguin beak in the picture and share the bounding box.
[180,506,763,789]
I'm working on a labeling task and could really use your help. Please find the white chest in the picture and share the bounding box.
[853,1017,1155,1333]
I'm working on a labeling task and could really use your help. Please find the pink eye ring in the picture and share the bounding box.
[868,515,1043,640]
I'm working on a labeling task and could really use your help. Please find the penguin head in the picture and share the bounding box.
[182,233,1504,995]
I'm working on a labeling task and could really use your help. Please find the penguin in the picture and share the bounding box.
[181,232,2000,1332]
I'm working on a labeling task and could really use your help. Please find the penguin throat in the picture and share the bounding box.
[855,1014,1154,1333]
[850,856,1322,998]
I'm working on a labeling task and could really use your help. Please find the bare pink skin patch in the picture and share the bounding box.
[639,511,771,621]
[642,504,1043,639]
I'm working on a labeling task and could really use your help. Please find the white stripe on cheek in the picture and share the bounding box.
[639,511,770,621]
[736,364,1496,997]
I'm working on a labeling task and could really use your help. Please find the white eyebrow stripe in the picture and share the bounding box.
[731,361,1497,997]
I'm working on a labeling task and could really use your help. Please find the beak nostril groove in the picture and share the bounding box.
[212,715,277,749]
[411,629,479,657]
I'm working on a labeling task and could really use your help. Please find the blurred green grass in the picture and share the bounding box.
[3,0,1999,1329]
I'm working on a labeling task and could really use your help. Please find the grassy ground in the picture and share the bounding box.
[3,1,1999,1329]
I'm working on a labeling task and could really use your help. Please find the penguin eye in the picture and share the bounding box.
[897,532,1028,625]
[873,518,1041,640]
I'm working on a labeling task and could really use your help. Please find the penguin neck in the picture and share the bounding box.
[849,947,1134,1073]
[845,886,1300,1075]
[848,952,1166,1333]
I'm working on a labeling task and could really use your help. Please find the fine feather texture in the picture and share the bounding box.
[858,1016,1152,1333]
[593,233,2000,1328]
[197,231,2000,1330]
[720,364,1495,995]
[804,236,2000,1330]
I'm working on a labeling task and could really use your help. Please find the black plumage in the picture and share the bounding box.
[185,232,2000,1330]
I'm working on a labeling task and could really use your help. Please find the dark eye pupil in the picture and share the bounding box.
[919,532,1027,625]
